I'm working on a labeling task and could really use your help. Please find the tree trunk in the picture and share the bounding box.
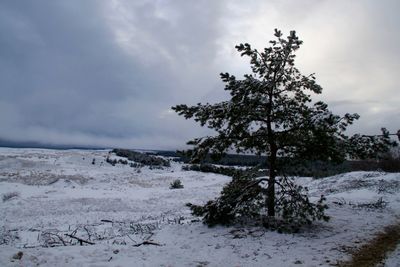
[266,83,276,217]
[267,145,277,217]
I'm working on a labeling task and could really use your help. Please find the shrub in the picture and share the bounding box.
[118,159,128,165]
[2,192,20,202]
[106,157,117,166]
[170,179,184,189]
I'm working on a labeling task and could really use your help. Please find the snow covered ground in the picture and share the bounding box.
[0,147,399,266]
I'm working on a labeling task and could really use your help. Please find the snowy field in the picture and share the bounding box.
[0,147,399,267]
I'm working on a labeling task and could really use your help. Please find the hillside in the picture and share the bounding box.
[0,148,399,266]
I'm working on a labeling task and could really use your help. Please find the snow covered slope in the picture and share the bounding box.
[0,148,399,266]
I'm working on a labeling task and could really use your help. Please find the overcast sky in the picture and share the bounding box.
[0,0,399,150]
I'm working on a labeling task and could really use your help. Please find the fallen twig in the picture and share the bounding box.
[126,234,136,243]
[133,240,162,247]
[65,234,95,245]
[83,226,92,241]
[51,233,67,246]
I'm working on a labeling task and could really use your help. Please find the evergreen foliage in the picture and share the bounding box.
[173,29,397,231]
[188,169,328,232]
[182,163,247,177]
[112,149,170,167]
[170,179,184,189]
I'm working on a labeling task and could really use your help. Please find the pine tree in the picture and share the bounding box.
[173,29,397,230]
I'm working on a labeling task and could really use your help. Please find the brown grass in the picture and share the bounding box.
[338,223,400,267]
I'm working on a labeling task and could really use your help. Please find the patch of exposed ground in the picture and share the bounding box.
[338,223,400,267]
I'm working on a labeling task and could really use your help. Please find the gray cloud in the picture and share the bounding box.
[0,0,399,149]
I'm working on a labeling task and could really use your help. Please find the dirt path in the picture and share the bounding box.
[338,222,400,267]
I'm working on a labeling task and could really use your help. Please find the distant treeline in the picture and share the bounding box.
[112,149,170,167]
[153,150,268,167]
[0,138,107,150]
[153,150,400,177]
[107,149,399,177]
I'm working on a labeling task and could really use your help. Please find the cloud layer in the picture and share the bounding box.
[0,0,399,149]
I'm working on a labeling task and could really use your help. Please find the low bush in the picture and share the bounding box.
[170,179,184,189]
[2,192,20,202]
